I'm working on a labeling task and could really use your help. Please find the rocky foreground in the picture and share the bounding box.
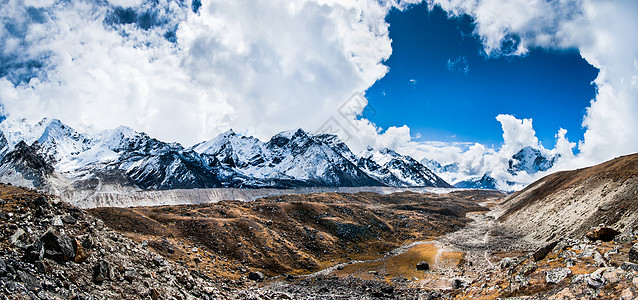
[0,183,229,299]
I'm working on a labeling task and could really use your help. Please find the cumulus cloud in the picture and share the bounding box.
[404,114,575,190]
[0,0,420,146]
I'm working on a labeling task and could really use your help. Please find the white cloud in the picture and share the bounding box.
[403,114,574,189]
[0,0,420,146]
[496,114,538,156]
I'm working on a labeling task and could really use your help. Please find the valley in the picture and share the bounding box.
[2,154,638,299]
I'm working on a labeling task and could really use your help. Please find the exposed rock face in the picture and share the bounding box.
[454,174,499,190]
[0,141,54,188]
[533,241,558,262]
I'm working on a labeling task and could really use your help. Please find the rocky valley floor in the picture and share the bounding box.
[3,181,638,299]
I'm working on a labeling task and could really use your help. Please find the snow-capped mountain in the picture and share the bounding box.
[0,141,54,189]
[0,118,450,192]
[453,174,499,190]
[507,146,558,175]
[423,145,559,191]
[358,147,452,188]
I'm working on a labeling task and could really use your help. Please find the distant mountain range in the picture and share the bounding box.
[0,118,452,193]
[423,146,560,191]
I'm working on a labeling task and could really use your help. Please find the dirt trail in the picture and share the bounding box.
[293,197,527,289]
[436,200,531,275]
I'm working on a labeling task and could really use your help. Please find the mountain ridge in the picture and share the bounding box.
[0,118,452,196]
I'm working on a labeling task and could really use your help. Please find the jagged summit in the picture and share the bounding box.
[507,146,558,175]
[0,119,451,193]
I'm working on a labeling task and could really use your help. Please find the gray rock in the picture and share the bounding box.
[545,267,571,284]
[40,231,75,262]
[621,262,638,272]
[416,261,430,271]
[559,249,576,259]
[500,257,519,269]
[123,268,136,282]
[603,247,619,260]
[629,243,638,263]
[61,215,76,224]
[92,260,110,283]
[614,232,634,244]
[519,262,537,276]
[510,274,530,290]
[23,240,44,262]
[248,271,265,282]
[586,275,605,289]
[586,268,607,289]
[9,228,25,245]
[451,278,468,289]
[533,241,558,262]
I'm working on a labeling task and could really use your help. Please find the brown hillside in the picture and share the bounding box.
[498,153,638,244]
[89,190,500,280]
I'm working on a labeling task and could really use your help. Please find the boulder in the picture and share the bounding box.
[41,231,75,262]
[586,227,620,242]
[451,278,468,289]
[533,241,558,262]
[51,215,63,227]
[586,268,608,289]
[500,257,519,269]
[545,267,571,284]
[92,260,110,283]
[248,271,265,282]
[123,268,137,282]
[416,261,430,271]
[23,240,44,262]
[62,215,77,225]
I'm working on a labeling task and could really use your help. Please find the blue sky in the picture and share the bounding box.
[365,3,599,148]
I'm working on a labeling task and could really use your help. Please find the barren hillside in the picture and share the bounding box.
[89,190,498,280]
[498,153,638,244]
